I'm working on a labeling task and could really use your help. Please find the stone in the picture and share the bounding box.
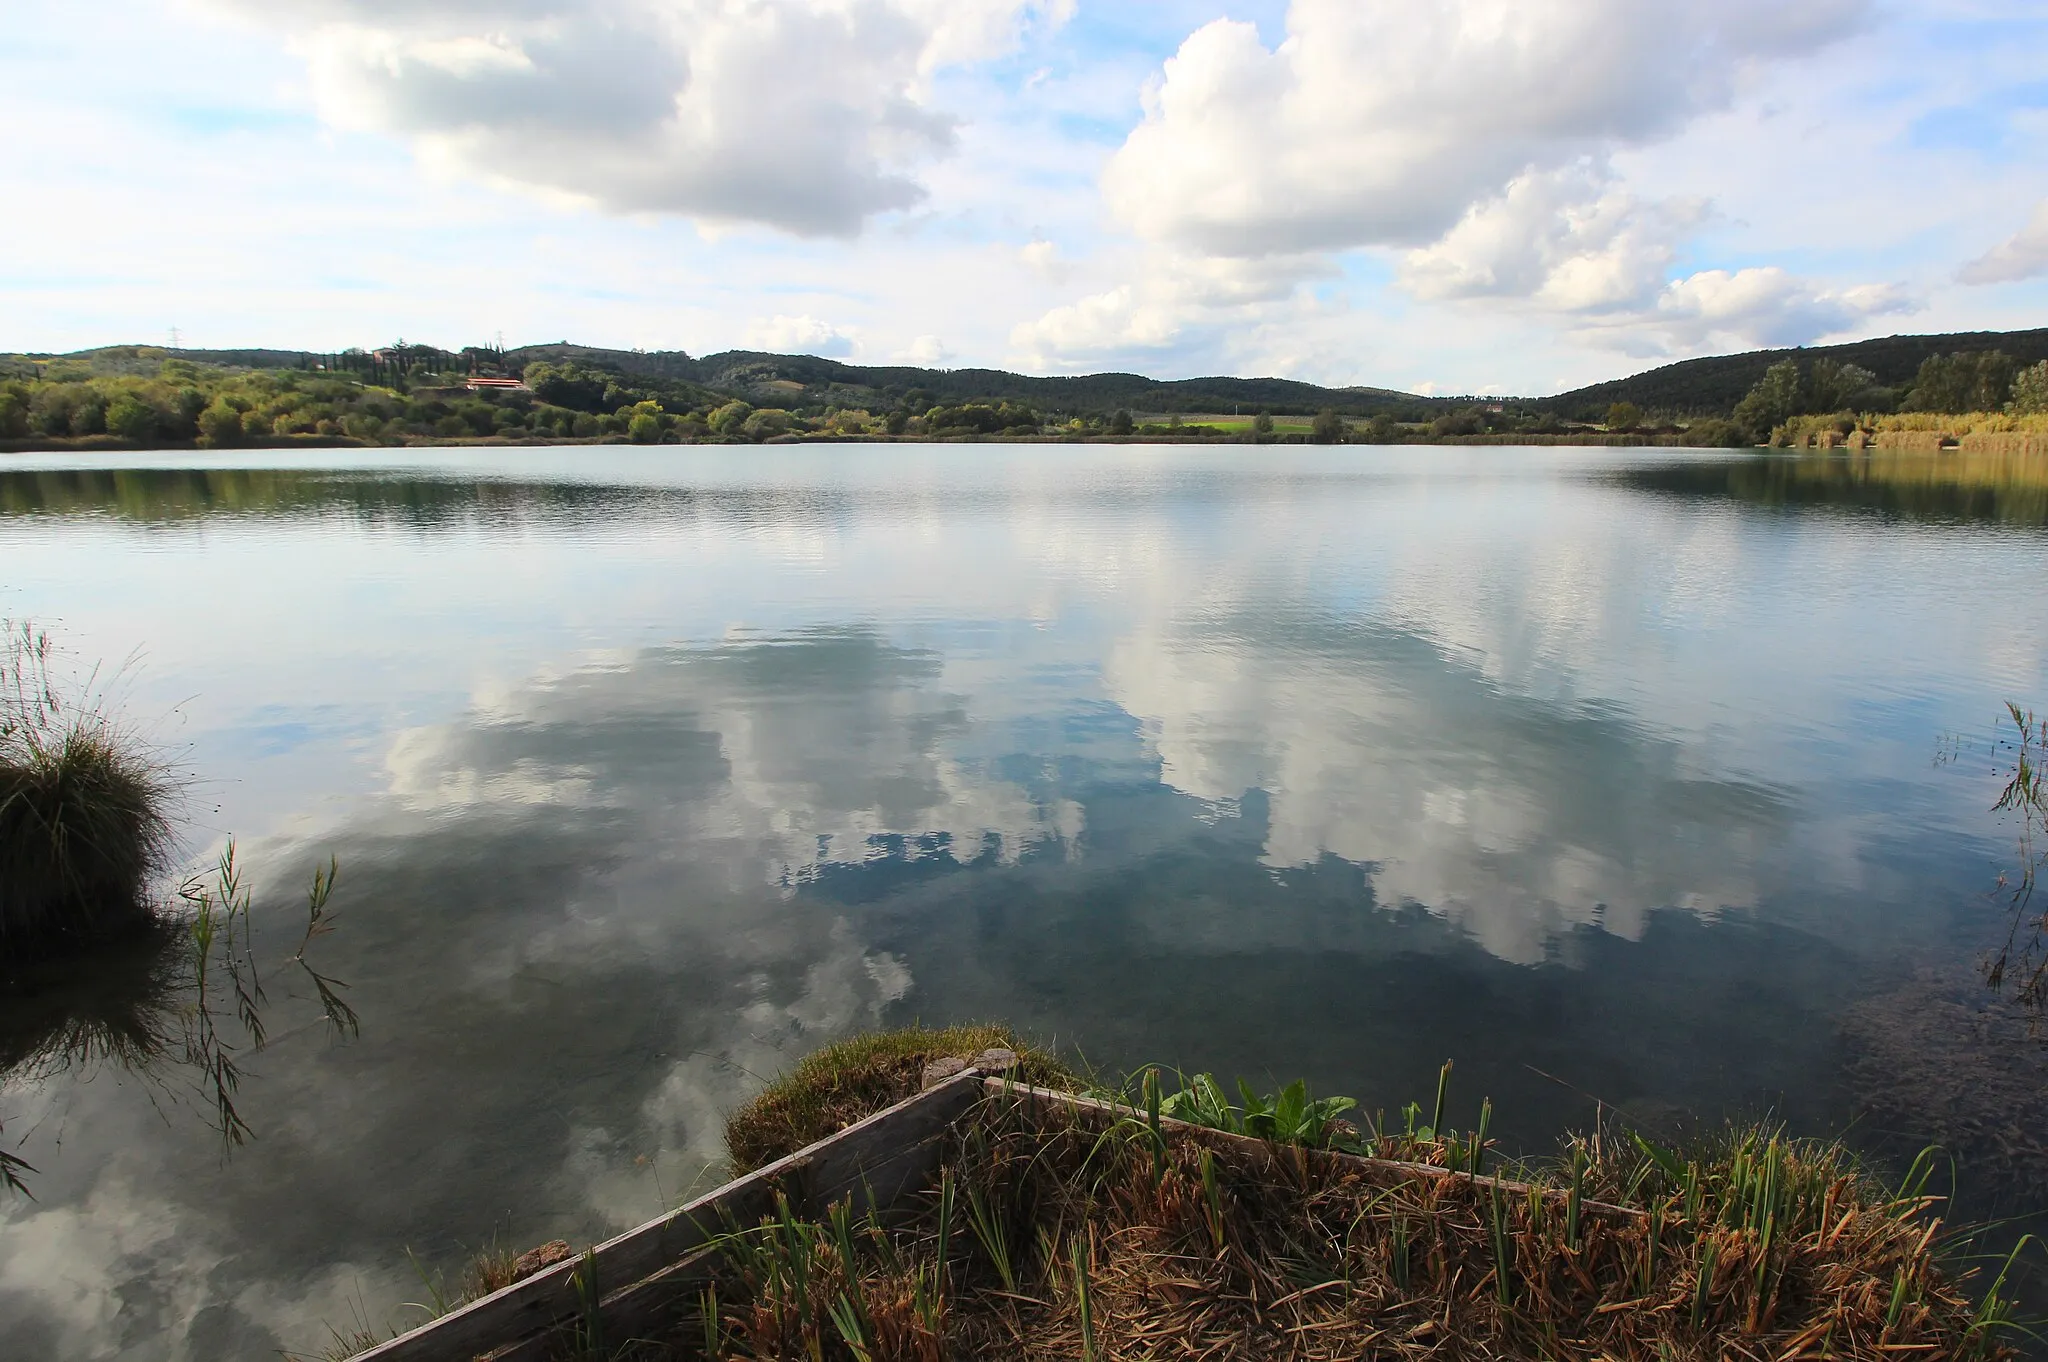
[921,1056,969,1089]
[509,1240,574,1283]
[970,1047,1020,1074]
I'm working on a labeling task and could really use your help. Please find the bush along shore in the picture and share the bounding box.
[331,1026,2032,1361]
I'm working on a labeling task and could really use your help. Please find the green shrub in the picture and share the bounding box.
[104,395,158,442]
[196,401,242,447]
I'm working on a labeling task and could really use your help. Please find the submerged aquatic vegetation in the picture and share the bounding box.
[1983,704,2048,1007]
[0,620,177,957]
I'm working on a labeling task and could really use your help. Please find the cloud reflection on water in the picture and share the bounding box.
[6,447,2022,1360]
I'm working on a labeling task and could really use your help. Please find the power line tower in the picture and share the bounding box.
[168,325,182,350]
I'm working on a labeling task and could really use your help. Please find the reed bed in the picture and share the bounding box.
[610,1069,2023,1362]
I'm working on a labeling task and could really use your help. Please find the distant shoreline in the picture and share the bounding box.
[0,431,1716,455]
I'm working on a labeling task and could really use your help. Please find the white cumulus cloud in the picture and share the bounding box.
[1102,0,1871,259]
[896,333,951,364]
[1018,0,1894,372]
[1397,164,1917,354]
[1959,199,2048,285]
[1009,251,1328,370]
[743,313,857,357]
[206,0,1072,236]
[1400,164,1707,314]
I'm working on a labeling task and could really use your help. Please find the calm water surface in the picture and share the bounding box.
[2,444,2046,1359]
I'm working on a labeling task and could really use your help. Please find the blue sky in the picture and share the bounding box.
[1,0,2044,395]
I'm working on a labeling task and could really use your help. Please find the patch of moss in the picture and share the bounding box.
[723,1024,1076,1174]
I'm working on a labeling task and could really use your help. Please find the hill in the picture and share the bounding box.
[503,345,1446,419]
[1548,329,2048,419]
[30,325,2048,426]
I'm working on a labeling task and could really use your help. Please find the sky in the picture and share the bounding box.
[1,0,2045,396]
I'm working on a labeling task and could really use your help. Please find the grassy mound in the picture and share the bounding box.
[685,1075,2023,1362]
[0,623,174,959]
[723,1024,1076,1174]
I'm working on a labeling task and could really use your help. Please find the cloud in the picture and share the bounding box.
[1959,199,2048,284]
[895,333,951,364]
[1400,164,1707,313]
[1102,0,1871,259]
[1009,250,1329,370]
[208,0,1072,236]
[1626,267,1916,354]
[744,313,857,357]
[1019,0,1887,372]
[1398,164,1916,354]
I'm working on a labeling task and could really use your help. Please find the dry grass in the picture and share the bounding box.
[661,1084,2021,1362]
[722,1024,1077,1175]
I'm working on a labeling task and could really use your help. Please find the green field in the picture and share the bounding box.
[1157,414,1318,434]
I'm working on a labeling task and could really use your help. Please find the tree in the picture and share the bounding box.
[1604,401,1642,432]
[628,412,661,443]
[1109,409,1134,436]
[1732,359,1803,443]
[104,395,157,442]
[1252,410,1274,437]
[0,389,26,440]
[1366,413,1399,443]
[1311,408,1344,443]
[2010,360,2048,416]
[1806,359,1879,412]
[708,400,753,436]
[196,401,243,447]
[741,408,793,440]
[884,409,909,436]
[524,362,611,413]
[1904,350,2017,414]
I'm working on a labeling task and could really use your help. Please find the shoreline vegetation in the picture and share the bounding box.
[4,334,2046,455]
[0,621,358,1192]
[324,1025,2032,1361]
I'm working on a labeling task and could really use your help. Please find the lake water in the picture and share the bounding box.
[2,444,2046,1359]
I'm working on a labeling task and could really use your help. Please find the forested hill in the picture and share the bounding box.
[37,324,2048,423]
[503,344,1431,418]
[1548,329,2048,419]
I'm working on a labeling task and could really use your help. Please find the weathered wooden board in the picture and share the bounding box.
[352,1068,986,1362]
[351,1065,1646,1362]
[477,1081,977,1362]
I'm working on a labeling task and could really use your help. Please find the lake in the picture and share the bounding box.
[2,443,2045,1359]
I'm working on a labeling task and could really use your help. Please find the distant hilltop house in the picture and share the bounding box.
[465,376,529,392]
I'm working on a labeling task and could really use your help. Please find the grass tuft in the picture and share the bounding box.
[722,1023,1075,1175]
[0,621,176,958]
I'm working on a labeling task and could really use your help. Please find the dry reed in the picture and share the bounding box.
[661,1081,2021,1361]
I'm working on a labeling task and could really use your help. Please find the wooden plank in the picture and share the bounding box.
[353,1069,986,1362]
[981,1077,1648,1222]
[478,1079,981,1362]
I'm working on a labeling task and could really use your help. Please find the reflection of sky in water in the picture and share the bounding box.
[1,446,2045,1359]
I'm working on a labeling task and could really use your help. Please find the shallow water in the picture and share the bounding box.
[1,444,2045,1359]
